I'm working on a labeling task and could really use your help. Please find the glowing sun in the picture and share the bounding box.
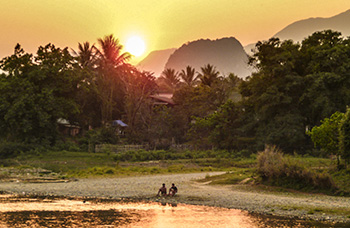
[125,36,146,57]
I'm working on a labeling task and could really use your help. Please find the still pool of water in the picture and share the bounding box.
[0,195,346,227]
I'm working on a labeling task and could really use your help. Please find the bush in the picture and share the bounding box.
[52,140,81,152]
[257,145,337,191]
[82,127,119,151]
[0,142,34,159]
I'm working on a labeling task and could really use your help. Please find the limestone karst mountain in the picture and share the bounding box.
[164,37,251,79]
[138,37,252,79]
[139,10,350,79]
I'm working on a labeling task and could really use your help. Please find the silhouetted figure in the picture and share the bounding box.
[169,183,178,196]
[157,183,167,196]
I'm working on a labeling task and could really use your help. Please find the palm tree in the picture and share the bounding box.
[95,34,132,125]
[71,42,100,130]
[198,64,221,87]
[97,34,131,68]
[179,65,198,87]
[160,68,180,90]
[72,42,97,69]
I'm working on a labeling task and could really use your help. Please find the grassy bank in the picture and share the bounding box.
[1,149,248,178]
[1,149,350,196]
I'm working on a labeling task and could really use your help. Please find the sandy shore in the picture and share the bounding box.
[1,172,350,224]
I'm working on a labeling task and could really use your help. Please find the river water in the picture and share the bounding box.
[0,195,346,227]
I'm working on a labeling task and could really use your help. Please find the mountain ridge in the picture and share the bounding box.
[164,37,251,79]
[139,9,350,79]
[244,9,350,54]
[137,48,176,77]
[274,9,350,42]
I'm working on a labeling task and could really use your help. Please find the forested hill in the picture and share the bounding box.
[164,37,252,79]
[274,9,350,42]
[137,48,176,77]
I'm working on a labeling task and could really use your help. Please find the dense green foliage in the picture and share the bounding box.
[0,36,156,147]
[307,111,344,155]
[2,29,350,158]
[186,30,350,153]
[308,108,350,167]
[3,30,350,198]
[239,30,350,152]
[339,108,350,166]
[0,44,80,144]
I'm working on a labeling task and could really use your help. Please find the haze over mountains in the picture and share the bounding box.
[137,48,176,77]
[138,9,350,79]
[245,9,350,54]
[274,9,350,42]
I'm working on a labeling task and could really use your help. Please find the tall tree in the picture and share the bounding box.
[97,35,131,68]
[96,34,131,125]
[0,44,80,144]
[239,30,350,152]
[240,38,307,152]
[71,42,101,131]
[72,42,98,69]
[160,68,180,91]
[198,64,221,87]
[179,65,198,87]
[300,30,350,126]
[123,68,157,140]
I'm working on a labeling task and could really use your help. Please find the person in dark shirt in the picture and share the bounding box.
[157,183,167,196]
[169,183,178,196]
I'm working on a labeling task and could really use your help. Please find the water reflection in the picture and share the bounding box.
[0,195,347,227]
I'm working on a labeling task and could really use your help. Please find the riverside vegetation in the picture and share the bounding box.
[1,145,350,197]
[2,29,350,200]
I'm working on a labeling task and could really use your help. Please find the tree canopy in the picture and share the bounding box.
[2,30,350,155]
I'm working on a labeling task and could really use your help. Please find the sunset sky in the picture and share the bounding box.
[1,0,350,63]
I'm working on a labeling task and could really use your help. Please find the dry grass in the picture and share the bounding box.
[257,145,336,192]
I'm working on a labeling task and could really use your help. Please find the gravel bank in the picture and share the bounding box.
[1,172,350,224]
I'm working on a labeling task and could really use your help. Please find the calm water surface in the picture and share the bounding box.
[0,195,346,227]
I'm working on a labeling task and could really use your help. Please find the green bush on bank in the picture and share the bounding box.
[257,145,337,192]
[112,149,250,162]
[0,142,35,159]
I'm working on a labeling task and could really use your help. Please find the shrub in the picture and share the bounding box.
[0,142,34,159]
[257,145,337,191]
[82,127,119,152]
[339,107,350,166]
[257,145,284,180]
[52,140,81,152]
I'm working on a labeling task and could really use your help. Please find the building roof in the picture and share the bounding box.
[112,120,128,127]
[149,94,176,106]
[57,118,80,128]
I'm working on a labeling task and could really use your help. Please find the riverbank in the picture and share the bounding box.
[1,172,350,225]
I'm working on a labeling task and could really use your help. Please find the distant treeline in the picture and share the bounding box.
[1,30,350,158]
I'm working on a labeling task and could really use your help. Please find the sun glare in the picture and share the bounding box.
[125,36,146,57]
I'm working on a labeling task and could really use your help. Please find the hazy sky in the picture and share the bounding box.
[1,0,350,62]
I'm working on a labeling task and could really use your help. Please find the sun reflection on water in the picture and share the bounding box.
[0,195,345,227]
